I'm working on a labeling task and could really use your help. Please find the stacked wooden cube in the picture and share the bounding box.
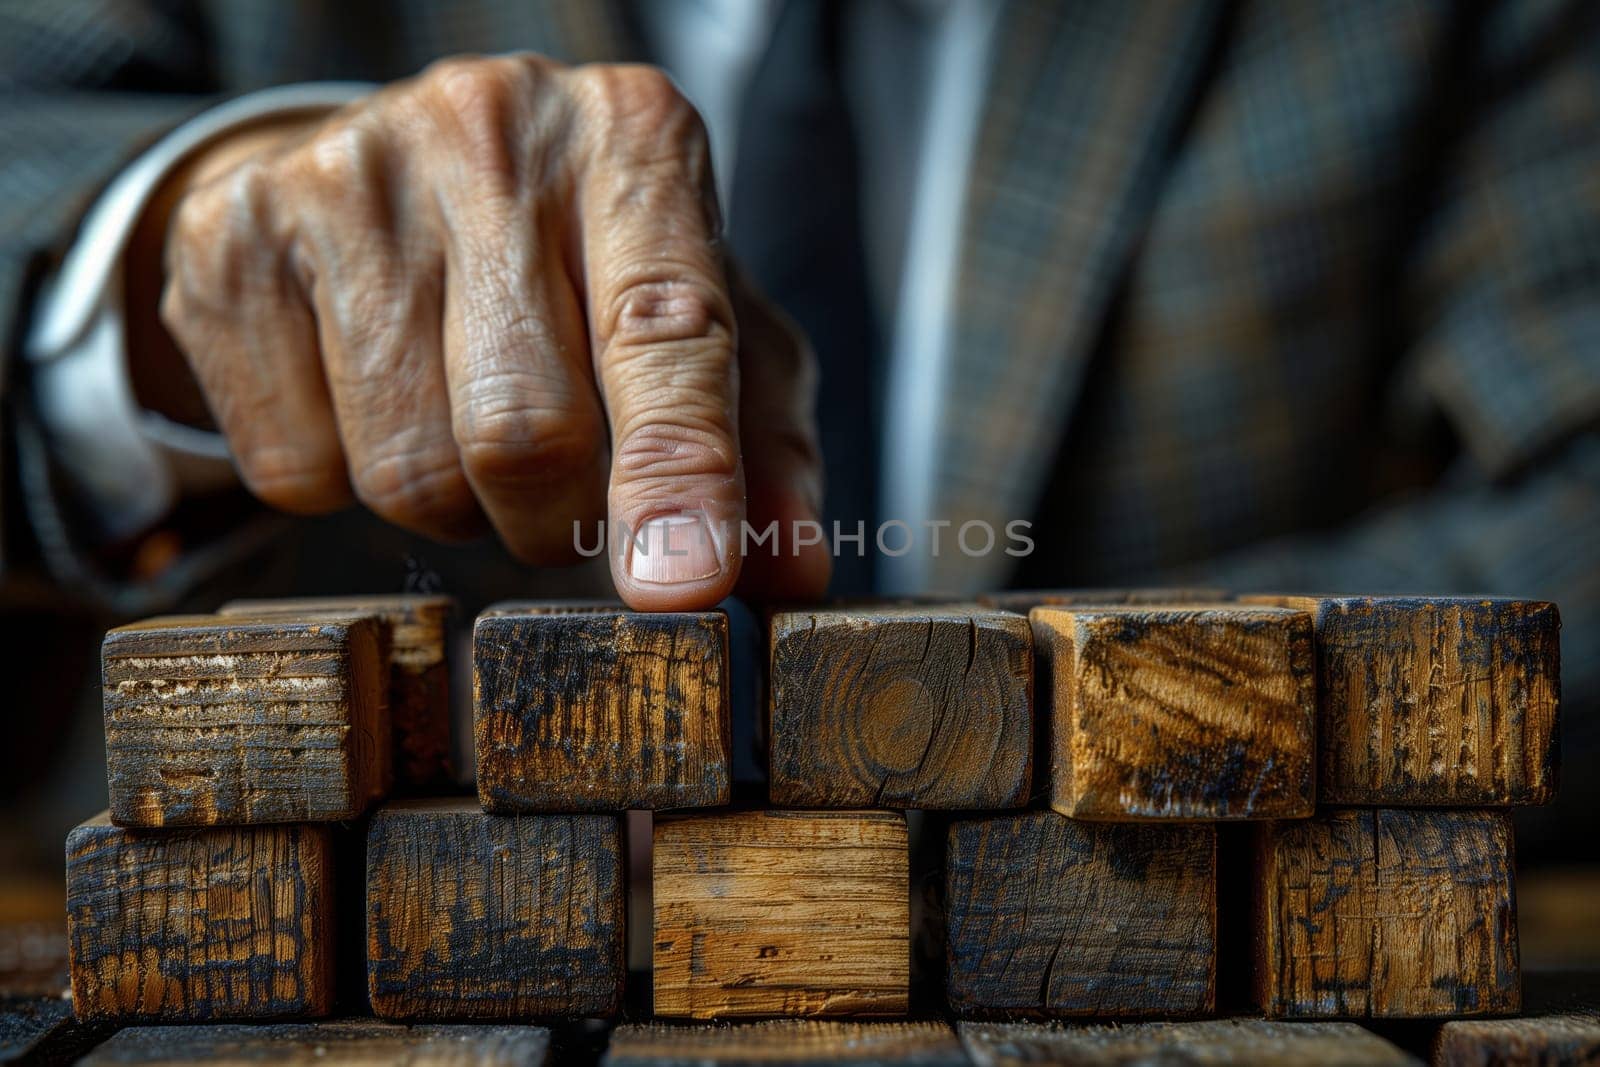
[61,589,1570,1065]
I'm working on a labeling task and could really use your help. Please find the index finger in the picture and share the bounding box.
[570,65,745,610]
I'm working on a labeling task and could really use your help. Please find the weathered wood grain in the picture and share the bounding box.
[768,607,1032,809]
[1030,605,1316,820]
[653,810,909,1019]
[1252,809,1520,1018]
[365,799,624,1020]
[222,595,457,790]
[602,1021,969,1065]
[474,605,730,811]
[65,813,334,1022]
[78,1021,551,1064]
[957,1019,1418,1066]
[1241,596,1560,805]
[102,613,387,826]
[1433,1014,1600,1067]
[978,588,1232,613]
[945,812,1216,1018]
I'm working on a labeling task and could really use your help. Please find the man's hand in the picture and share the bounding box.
[141,55,830,608]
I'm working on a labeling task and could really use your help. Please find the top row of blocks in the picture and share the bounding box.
[99,591,1560,827]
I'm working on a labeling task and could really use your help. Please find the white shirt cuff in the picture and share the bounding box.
[24,82,374,540]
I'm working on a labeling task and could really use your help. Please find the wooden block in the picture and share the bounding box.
[1251,809,1520,1018]
[78,1021,550,1064]
[978,588,1231,613]
[768,607,1032,809]
[365,798,624,1020]
[65,814,334,1022]
[945,812,1216,1018]
[474,604,730,811]
[1242,596,1560,805]
[0,995,105,1064]
[102,614,387,826]
[958,1020,1418,1066]
[1030,605,1316,820]
[602,1021,969,1065]
[653,810,909,1019]
[221,595,457,790]
[1433,1014,1600,1067]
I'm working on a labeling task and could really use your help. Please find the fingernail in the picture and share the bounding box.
[628,512,722,584]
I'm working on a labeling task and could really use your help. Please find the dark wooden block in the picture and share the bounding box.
[1434,1014,1600,1067]
[1252,809,1520,1018]
[1031,605,1316,820]
[602,1021,968,1065]
[78,1021,550,1064]
[957,1020,1417,1066]
[221,595,457,790]
[366,799,624,1020]
[653,810,909,1019]
[768,607,1032,809]
[65,814,334,1022]
[474,604,730,811]
[102,614,387,826]
[978,588,1232,613]
[945,812,1216,1018]
[1242,596,1560,805]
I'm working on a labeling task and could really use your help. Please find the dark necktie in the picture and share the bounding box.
[728,0,879,595]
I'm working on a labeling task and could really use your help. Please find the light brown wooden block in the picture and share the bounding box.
[65,814,334,1022]
[78,1021,550,1064]
[1252,809,1520,1018]
[978,588,1232,613]
[474,604,730,811]
[102,614,386,826]
[1030,605,1315,820]
[365,798,624,1020]
[768,607,1032,809]
[221,595,457,790]
[653,810,909,1019]
[945,812,1216,1018]
[958,1020,1418,1066]
[602,1021,968,1065]
[1242,595,1560,805]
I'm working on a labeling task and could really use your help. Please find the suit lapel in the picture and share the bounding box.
[931,0,1228,591]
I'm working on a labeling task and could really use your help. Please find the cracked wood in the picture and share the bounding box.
[653,810,909,1019]
[1243,596,1560,805]
[66,814,334,1022]
[222,595,457,790]
[365,799,624,1020]
[945,812,1216,1017]
[768,607,1032,809]
[102,614,387,826]
[1251,809,1520,1018]
[474,604,730,811]
[1031,605,1315,820]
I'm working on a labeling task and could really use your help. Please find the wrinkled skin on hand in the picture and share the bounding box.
[154,54,830,608]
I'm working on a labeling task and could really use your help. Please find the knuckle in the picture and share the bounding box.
[575,63,703,144]
[295,122,378,193]
[236,445,347,513]
[613,416,739,487]
[423,55,527,137]
[351,444,473,528]
[454,403,601,489]
[604,277,733,351]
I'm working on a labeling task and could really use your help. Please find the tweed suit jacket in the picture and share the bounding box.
[2,1,1599,799]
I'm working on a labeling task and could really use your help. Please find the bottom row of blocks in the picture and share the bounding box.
[65,805,1517,1022]
[76,1018,1439,1065]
